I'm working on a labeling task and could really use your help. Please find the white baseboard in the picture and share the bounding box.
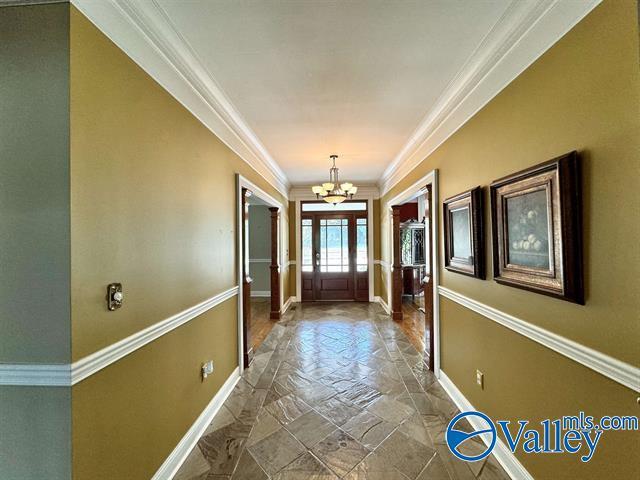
[250,291,271,298]
[374,296,390,314]
[282,296,295,314]
[438,371,533,480]
[153,367,240,480]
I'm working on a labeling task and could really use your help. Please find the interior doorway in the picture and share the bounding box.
[388,175,437,371]
[300,201,369,302]
[237,175,284,371]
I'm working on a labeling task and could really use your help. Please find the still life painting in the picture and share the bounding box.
[490,151,583,304]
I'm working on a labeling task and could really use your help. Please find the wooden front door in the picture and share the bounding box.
[301,211,369,301]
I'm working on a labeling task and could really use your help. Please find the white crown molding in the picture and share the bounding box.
[0,286,238,387]
[70,0,289,198]
[439,371,534,480]
[379,0,602,196]
[439,286,640,392]
[289,184,380,200]
[152,367,240,480]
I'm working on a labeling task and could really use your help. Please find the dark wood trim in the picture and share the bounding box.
[490,151,583,304]
[241,188,253,367]
[391,205,403,321]
[269,207,281,319]
[443,186,485,279]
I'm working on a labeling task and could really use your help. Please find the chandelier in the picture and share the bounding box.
[311,155,358,204]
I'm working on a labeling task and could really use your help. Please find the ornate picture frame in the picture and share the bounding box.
[443,186,484,279]
[490,151,583,304]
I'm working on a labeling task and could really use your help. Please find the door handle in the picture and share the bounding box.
[315,252,320,266]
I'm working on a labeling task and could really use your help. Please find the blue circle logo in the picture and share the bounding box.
[446,411,497,462]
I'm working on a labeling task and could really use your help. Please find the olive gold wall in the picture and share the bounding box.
[380,1,639,478]
[70,6,287,479]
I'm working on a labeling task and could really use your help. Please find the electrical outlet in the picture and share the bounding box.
[202,361,214,380]
[476,369,484,389]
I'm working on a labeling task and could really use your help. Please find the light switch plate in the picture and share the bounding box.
[476,370,484,389]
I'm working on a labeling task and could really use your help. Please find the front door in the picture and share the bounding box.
[301,210,368,301]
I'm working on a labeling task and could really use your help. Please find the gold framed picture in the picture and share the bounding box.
[490,151,583,303]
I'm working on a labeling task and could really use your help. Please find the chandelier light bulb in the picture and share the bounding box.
[311,155,357,204]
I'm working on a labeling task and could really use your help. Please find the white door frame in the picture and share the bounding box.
[236,174,285,373]
[290,186,377,303]
[385,169,440,376]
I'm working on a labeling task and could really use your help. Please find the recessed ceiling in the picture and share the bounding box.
[156,0,511,184]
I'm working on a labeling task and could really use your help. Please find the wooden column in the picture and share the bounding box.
[241,188,253,367]
[269,207,281,319]
[391,205,403,321]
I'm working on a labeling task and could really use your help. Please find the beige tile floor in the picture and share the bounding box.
[174,302,509,480]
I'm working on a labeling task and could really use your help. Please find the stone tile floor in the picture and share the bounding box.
[174,302,509,480]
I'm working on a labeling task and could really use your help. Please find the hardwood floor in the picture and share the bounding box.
[250,298,276,352]
[399,296,428,353]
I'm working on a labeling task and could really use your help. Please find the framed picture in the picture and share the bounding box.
[443,186,484,278]
[490,151,583,304]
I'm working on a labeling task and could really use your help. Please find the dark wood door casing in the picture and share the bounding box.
[391,205,403,321]
[268,207,281,319]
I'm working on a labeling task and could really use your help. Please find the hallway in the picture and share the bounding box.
[175,303,507,480]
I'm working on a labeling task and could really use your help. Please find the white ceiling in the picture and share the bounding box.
[73,0,600,195]
[156,0,511,185]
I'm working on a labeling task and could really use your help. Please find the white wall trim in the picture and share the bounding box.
[379,0,601,196]
[72,286,238,385]
[384,169,441,376]
[251,291,271,298]
[374,296,390,315]
[249,258,271,263]
[439,371,534,480]
[236,174,286,373]
[153,367,241,480]
[282,296,295,315]
[70,0,289,198]
[439,286,640,392]
[287,260,296,267]
[0,286,239,387]
[0,363,71,387]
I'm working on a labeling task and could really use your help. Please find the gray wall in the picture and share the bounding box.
[248,205,271,293]
[0,3,70,363]
[0,4,72,480]
[0,387,71,479]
